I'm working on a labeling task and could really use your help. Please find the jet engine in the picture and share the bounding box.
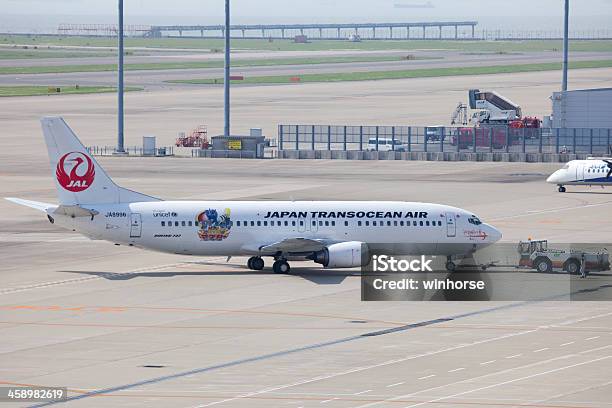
[309,241,369,268]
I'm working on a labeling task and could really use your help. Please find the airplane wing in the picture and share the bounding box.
[258,237,335,254]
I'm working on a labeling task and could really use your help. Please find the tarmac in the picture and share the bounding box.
[1,67,612,407]
[1,50,610,90]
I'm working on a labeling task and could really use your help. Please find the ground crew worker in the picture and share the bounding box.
[580,253,587,278]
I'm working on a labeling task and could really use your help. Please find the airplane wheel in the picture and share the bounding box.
[273,260,291,274]
[251,257,264,271]
[445,261,456,272]
[247,257,254,269]
[558,186,566,193]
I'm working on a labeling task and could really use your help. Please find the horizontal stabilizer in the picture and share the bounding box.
[4,198,57,213]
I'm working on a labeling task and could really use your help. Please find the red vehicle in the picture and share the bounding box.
[450,127,518,149]
[176,125,210,148]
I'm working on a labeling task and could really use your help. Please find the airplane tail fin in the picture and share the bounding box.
[41,117,160,205]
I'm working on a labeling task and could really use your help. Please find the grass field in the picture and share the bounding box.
[2,35,612,53]
[167,60,612,85]
[0,85,142,97]
[0,49,115,59]
[0,55,431,75]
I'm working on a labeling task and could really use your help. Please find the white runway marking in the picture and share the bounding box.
[402,355,612,408]
[448,367,465,373]
[0,260,222,295]
[560,341,575,347]
[352,354,577,408]
[492,200,612,221]
[193,328,541,408]
[505,354,522,359]
[194,311,612,408]
[585,336,600,341]
[579,345,612,354]
[533,348,549,353]
[320,398,336,404]
[353,390,372,395]
[386,382,404,388]
[417,375,436,380]
[480,360,496,365]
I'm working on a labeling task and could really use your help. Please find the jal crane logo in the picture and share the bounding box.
[56,152,95,192]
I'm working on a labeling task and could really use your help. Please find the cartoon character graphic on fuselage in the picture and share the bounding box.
[6,117,502,274]
[547,159,612,192]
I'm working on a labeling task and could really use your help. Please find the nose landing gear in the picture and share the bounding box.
[558,185,566,193]
[445,256,457,272]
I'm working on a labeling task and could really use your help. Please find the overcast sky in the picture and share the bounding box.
[2,0,612,18]
[1,0,611,31]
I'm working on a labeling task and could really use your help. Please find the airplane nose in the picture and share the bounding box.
[546,171,560,184]
[486,224,502,243]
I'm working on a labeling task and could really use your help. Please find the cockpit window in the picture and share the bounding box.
[468,215,482,225]
[562,163,570,170]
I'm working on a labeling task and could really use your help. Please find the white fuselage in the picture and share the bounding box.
[48,201,501,257]
[547,159,612,186]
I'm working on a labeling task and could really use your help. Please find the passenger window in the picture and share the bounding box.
[438,221,442,226]
[284,221,289,226]
[312,220,316,226]
[195,221,199,227]
[344,221,348,226]
[175,221,179,226]
[236,221,240,226]
[358,221,362,226]
[181,221,186,226]
[319,220,323,226]
[276,221,280,226]
[257,221,261,226]
[161,221,165,226]
[299,220,304,226]
[331,221,336,226]
[413,221,417,226]
[365,221,369,226]
[251,221,255,226]
[387,221,391,226]
[400,221,404,226]
[394,221,398,226]
[419,221,423,226]
[426,221,430,226]
[373,221,377,226]
[188,221,193,227]
[292,221,296,226]
[168,223,172,228]
[325,221,329,226]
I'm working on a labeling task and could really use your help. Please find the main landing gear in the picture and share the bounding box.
[247,256,264,271]
[558,185,566,193]
[246,256,291,274]
[273,259,291,274]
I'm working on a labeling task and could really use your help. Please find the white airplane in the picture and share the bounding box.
[546,158,612,192]
[6,117,502,273]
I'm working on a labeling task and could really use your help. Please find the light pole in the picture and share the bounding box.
[224,0,230,137]
[562,0,569,92]
[116,0,126,154]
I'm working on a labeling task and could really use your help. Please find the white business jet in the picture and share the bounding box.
[546,158,612,192]
[6,118,502,273]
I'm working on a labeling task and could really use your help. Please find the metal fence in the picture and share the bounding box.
[278,125,612,155]
[87,146,174,156]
